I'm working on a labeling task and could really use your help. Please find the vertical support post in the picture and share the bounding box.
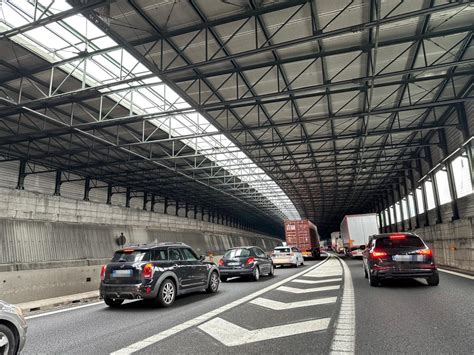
[151,194,155,212]
[175,200,179,216]
[185,203,189,218]
[456,103,474,187]
[106,183,112,205]
[385,194,393,232]
[143,192,148,211]
[125,187,131,207]
[208,210,211,222]
[392,184,399,231]
[438,130,460,221]
[83,176,91,201]
[425,147,442,224]
[408,170,420,229]
[54,170,62,196]
[397,180,405,231]
[201,207,205,221]
[403,173,413,230]
[16,160,26,190]
[164,197,169,214]
[193,205,197,219]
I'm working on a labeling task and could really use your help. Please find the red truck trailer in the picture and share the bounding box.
[284,220,321,258]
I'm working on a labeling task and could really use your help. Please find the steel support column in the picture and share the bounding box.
[194,205,198,219]
[403,173,413,230]
[175,200,179,216]
[143,192,148,211]
[456,103,474,187]
[438,130,460,221]
[106,183,112,205]
[392,185,399,231]
[151,194,156,212]
[164,197,169,214]
[125,187,131,208]
[54,170,62,196]
[16,160,26,190]
[185,202,189,218]
[84,176,91,201]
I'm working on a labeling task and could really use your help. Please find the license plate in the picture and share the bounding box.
[392,255,423,262]
[227,262,240,266]
[112,269,132,277]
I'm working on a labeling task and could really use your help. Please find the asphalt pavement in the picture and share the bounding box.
[21,254,474,354]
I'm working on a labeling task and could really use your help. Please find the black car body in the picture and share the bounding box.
[362,233,439,287]
[100,242,220,307]
[218,246,274,281]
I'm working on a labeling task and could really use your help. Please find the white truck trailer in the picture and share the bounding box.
[340,214,379,257]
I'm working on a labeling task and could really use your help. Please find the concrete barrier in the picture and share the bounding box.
[0,187,283,303]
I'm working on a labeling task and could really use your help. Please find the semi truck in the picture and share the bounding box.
[340,213,379,257]
[284,220,321,258]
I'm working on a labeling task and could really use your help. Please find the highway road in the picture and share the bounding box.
[22,254,474,354]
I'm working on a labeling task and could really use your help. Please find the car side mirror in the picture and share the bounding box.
[199,255,206,261]
[360,245,366,250]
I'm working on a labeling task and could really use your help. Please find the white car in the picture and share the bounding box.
[271,246,304,267]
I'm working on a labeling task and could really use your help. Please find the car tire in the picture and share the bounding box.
[294,262,299,268]
[268,264,274,276]
[104,297,124,308]
[368,272,379,287]
[157,279,176,307]
[0,323,16,355]
[252,266,260,281]
[427,271,440,286]
[220,276,228,282]
[206,272,220,293]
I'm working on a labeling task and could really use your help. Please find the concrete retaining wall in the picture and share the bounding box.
[0,187,282,303]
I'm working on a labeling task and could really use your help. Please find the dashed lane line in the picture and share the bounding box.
[249,296,337,310]
[110,256,330,355]
[277,285,340,294]
[292,278,342,284]
[198,317,331,346]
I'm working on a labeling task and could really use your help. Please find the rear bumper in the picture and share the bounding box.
[100,283,153,300]
[272,256,296,265]
[219,267,254,277]
[372,268,437,279]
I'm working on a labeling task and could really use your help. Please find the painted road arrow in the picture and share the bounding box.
[250,296,337,310]
[277,285,340,293]
[198,317,330,346]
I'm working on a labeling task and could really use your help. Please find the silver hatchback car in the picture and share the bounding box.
[0,301,27,355]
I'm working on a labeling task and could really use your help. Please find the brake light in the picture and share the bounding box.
[246,257,255,265]
[100,265,106,280]
[122,248,135,253]
[370,250,388,259]
[143,263,154,279]
[417,249,433,257]
[218,259,224,266]
[389,234,406,240]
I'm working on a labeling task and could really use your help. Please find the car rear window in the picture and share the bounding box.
[274,248,291,253]
[112,250,150,262]
[224,248,251,258]
[375,236,424,248]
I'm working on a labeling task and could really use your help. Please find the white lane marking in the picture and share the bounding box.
[249,296,337,310]
[198,317,330,346]
[438,268,474,280]
[330,256,355,354]
[25,301,104,320]
[111,256,330,354]
[304,272,342,278]
[277,285,340,294]
[292,278,342,284]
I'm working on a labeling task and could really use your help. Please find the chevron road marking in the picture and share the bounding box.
[198,317,331,346]
[277,285,340,294]
[111,256,331,354]
[304,271,342,278]
[292,278,342,284]
[249,296,337,310]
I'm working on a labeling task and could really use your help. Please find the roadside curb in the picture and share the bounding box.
[16,291,100,314]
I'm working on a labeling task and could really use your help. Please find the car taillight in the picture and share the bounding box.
[100,265,106,280]
[218,259,224,266]
[370,250,388,259]
[143,263,154,279]
[417,249,433,257]
[246,257,255,265]
[389,234,406,240]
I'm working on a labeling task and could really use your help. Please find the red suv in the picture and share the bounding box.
[362,233,439,287]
